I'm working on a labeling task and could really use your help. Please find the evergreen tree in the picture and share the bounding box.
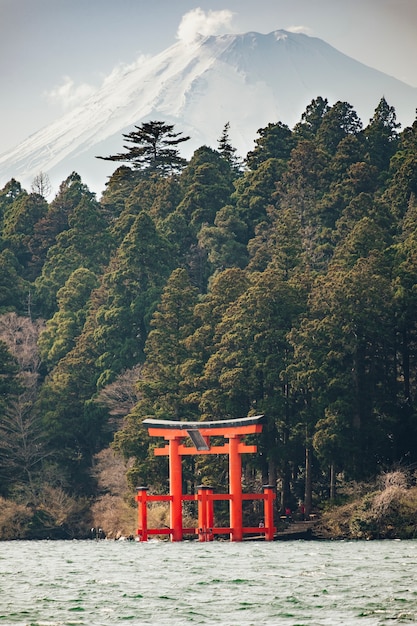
[289,252,396,482]
[198,204,249,271]
[111,173,184,245]
[100,166,139,224]
[35,194,113,317]
[182,268,250,413]
[0,339,19,416]
[198,264,304,501]
[114,268,199,487]
[176,146,235,233]
[0,179,24,229]
[391,195,417,458]
[38,268,99,370]
[29,172,97,287]
[233,157,288,237]
[217,122,241,171]
[0,249,29,315]
[90,210,175,385]
[364,97,400,171]
[382,115,417,219]
[131,268,199,419]
[316,101,363,155]
[1,191,48,278]
[274,140,331,271]
[246,122,294,170]
[293,96,330,140]
[97,120,190,176]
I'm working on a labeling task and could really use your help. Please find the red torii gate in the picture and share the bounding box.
[136,415,276,542]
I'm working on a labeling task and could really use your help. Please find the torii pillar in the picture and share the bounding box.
[229,433,243,541]
[169,436,183,541]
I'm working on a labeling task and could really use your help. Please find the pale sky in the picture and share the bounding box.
[1,0,417,155]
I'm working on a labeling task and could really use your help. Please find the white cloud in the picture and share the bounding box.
[101,55,150,87]
[286,25,313,35]
[45,76,96,109]
[177,8,234,44]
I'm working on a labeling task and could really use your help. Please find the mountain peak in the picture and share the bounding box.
[1,29,416,195]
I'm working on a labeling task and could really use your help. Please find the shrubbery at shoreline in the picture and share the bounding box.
[315,471,417,540]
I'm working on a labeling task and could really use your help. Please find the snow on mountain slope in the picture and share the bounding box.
[1,30,416,195]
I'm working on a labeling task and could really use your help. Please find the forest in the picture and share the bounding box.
[1,96,417,539]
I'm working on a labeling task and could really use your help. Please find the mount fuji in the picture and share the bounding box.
[1,30,416,195]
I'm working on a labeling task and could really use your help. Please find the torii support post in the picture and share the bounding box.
[263,485,275,541]
[169,437,183,541]
[229,434,243,541]
[136,487,148,542]
[197,486,214,541]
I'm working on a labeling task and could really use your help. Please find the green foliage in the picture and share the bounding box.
[34,174,111,316]
[217,122,241,171]
[0,249,29,315]
[363,97,400,171]
[0,179,25,227]
[246,122,295,169]
[1,192,48,276]
[316,100,362,154]
[114,268,200,484]
[176,146,236,233]
[293,96,330,140]
[38,268,99,369]
[2,106,417,534]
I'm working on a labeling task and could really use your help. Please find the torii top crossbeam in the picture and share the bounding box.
[143,415,264,429]
[143,414,264,439]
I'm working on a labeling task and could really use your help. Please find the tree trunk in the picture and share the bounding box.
[304,445,312,515]
[329,462,336,500]
[280,462,291,513]
[402,327,410,401]
[267,457,277,488]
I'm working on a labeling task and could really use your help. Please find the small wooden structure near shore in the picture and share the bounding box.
[136,415,276,542]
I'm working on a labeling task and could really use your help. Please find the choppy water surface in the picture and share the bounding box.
[1,539,417,625]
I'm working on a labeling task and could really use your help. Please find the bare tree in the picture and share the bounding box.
[0,313,47,498]
[0,313,44,377]
[31,171,51,198]
[95,365,142,419]
[0,397,49,494]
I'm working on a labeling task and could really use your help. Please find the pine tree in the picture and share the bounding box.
[364,97,400,171]
[316,101,363,154]
[245,122,294,170]
[97,120,190,176]
[217,122,241,171]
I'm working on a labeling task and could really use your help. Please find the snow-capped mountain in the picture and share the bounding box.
[1,30,416,195]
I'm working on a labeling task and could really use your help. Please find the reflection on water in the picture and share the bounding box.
[0,538,416,625]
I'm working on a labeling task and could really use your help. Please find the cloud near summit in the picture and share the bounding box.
[286,25,313,35]
[176,8,235,44]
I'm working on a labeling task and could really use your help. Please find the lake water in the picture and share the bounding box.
[1,538,417,625]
